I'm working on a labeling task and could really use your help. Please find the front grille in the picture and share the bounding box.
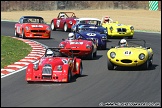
[42,64,52,76]
[33,34,42,36]
[117,28,126,32]
[31,30,46,33]
[121,59,132,63]
[70,50,80,53]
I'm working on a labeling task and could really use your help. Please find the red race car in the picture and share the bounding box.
[50,12,78,32]
[59,36,97,60]
[26,47,83,83]
[15,16,51,39]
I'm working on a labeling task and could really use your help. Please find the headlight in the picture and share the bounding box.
[139,53,145,60]
[104,30,107,34]
[86,45,91,49]
[110,52,116,58]
[57,65,62,71]
[46,27,50,31]
[25,26,29,31]
[102,36,107,40]
[69,21,72,24]
[130,26,134,30]
[33,63,39,70]
[59,44,64,48]
[109,26,113,31]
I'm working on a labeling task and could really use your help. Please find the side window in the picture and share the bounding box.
[19,18,23,23]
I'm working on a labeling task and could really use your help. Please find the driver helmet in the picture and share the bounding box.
[120,39,128,47]
[46,50,54,57]
[104,16,110,23]
[68,32,75,40]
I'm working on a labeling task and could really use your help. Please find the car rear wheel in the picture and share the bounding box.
[107,59,114,70]
[64,23,68,32]
[14,29,19,37]
[149,56,153,66]
[51,21,56,31]
[21,29,26,39]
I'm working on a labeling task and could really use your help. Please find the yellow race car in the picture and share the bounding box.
[101,16,134,39]
[107,39,153,70]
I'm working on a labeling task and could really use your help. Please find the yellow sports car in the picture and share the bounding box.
[107,39,153,70]
[101,16,134,39]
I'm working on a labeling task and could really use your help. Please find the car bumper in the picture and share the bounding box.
[26,72,68,82]
[25,32,50,38]
[60,49,93,57]
[109,58,146,67]
[108,31,134,37]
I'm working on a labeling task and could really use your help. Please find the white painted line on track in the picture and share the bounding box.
[14,62,30,65]
[1,69,16,72]
[7,65,24,68]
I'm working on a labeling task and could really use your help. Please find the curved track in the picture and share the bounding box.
[1,21,161,107]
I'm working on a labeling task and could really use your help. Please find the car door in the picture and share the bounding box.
[16,18,23,35]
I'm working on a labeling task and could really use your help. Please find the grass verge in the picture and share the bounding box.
[1,36,32,69]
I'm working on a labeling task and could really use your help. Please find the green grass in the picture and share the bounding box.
[1,36,32,68]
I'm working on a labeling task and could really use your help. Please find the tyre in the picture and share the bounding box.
[14,29,19,37]
[103,43,107,50]
[78,62,83,77]
[67,69,72,83]
[149,56,153,66]
[87,51,94,60]
[63,23,68,32]
[21,29,26,39]
[27,81,33,84]
[142,60,149,70]
[128,36,133,39]
[107,59,114,70]
[51,21,56,31]
[93,50,97,58]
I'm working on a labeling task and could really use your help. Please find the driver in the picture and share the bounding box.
[103,16,113,23]
[119,39,128,47]
[68,32,75,40]
[46,50,55,57]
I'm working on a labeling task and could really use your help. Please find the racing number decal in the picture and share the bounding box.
[86,33,96,36]
[70,42,83,44]
[124,51,132,55]
[57,20,60,27]
[117,24,123,26]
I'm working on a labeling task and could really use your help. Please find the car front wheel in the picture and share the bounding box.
[21,29,26,39]
[15,29,19,37]
[107,59,114,70]
[51,21,56,31]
